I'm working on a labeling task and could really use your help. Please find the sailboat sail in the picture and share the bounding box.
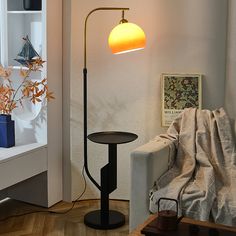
[15,36,40,66]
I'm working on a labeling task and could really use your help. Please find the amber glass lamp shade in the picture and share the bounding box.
[108,22,146,54]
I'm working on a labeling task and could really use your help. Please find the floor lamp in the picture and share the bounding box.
[83,7,146,229]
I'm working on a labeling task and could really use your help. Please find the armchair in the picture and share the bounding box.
[129,117,236,232]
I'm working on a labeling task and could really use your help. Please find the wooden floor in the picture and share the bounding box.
[0,199,130,236]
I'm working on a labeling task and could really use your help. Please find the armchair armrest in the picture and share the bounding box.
[129,139,171,231]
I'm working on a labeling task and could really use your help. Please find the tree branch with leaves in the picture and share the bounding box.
[0,59,54,115]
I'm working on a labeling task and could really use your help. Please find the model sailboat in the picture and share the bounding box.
[15,36,40,66]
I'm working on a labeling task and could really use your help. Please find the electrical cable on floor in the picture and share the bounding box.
[0,166,87,222]
[49,165,87,214]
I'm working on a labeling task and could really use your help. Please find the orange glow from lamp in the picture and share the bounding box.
[108,11,146,54]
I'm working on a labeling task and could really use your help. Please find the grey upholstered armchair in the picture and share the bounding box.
[129,117,236,232]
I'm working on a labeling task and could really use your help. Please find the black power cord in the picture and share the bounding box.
[0,166,87,222]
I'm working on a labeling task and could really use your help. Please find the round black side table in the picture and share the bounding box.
[84,131,138,230]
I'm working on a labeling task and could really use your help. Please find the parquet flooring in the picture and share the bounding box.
[0,199,129,236]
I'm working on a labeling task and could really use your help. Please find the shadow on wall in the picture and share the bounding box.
[88,96,128,130]
[71,96,128,131]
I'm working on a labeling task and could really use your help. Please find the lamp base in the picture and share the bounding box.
[84,210,125,229]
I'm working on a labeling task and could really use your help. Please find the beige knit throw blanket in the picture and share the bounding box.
[149,108,236,226]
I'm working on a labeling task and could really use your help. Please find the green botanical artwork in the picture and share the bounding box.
[164,76,200,110]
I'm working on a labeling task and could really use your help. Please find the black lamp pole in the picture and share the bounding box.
[83,7,129,191]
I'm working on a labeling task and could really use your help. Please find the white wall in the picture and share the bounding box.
[225,0,236,118]
[62,0,72,202]
[63,0,228,200]
[46,0,63,206]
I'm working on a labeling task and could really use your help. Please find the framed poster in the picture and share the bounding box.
[161,73,202,126]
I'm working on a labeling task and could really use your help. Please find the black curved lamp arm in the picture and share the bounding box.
[83,7,129,190]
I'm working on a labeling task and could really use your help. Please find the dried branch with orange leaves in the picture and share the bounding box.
[0,59,54,115]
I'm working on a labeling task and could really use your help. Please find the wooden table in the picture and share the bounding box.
[129,214,236,236]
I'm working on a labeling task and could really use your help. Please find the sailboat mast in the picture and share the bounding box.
[26,36,40,58]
